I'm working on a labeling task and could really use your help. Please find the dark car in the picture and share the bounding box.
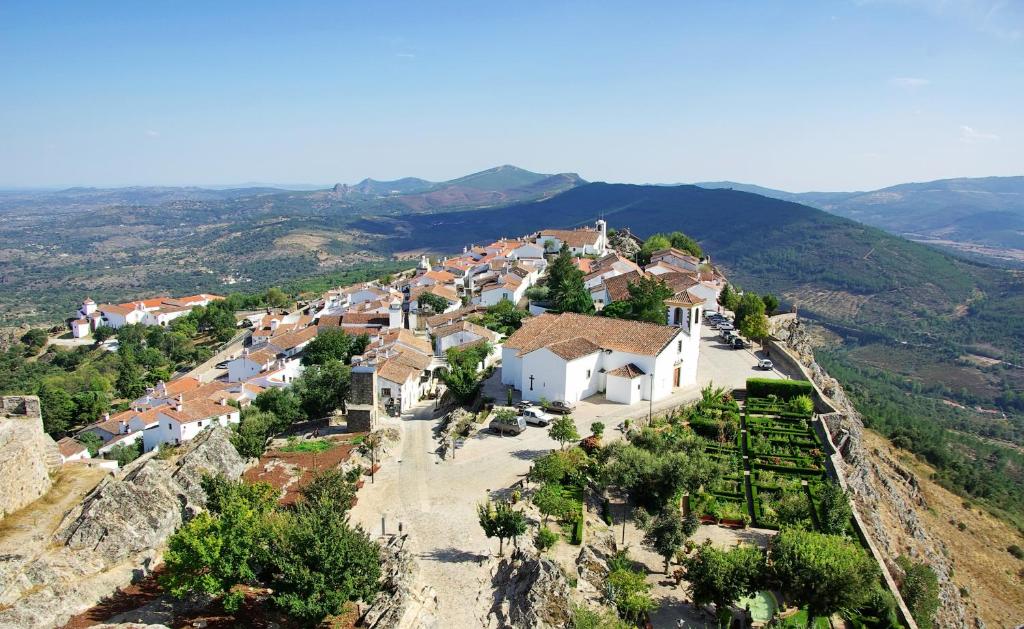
[732,337,748,349]
[543,400,576,415]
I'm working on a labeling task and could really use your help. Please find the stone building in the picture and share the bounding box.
[347,365,378,432]
[0,396,61,519]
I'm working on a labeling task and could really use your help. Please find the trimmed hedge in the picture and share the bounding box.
[570,518,584,545]
[746,378,814,400]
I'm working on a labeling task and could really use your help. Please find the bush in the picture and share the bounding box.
[571,518,584,545]
[787,394,814,416]
[747,378,814,401]
[1008,544,1024,560]
[536,526,559,552]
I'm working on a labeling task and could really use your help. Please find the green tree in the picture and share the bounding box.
[605,441,719,511]
[477,500,528,555]
[637,507,699,573]
[638,233,671,265]
[684,543,767,613]
[817,481,853,536]
[478,299,528,334]
[625,276,673,324]
[549,415,580,450]
[37,381,76,435]
[92,326,115,343]
[264,287,291,308]
[294,360,351,418]
[300,468,357,511]
[73,389,110,424]
[418,291,450,313]
[78,432,102,457]
[607,563,657,623]
[20,328,48,354]
[762,293,780,314]
[896,556,940,629]
[442,362,483,403]
[231,409,276,459]
[532,483,582,525]
[770,528,879,621]
[600,300,633,319]
[718,283,740,311]
[160,479,278,611]
[107,441,142,466]
[253,387,304,431]
[548,246,595,314]
[302,328,368,366]
[736,292,769,347]
[269,499,381,623]
[115,347,146,399]
[666,231,702,258]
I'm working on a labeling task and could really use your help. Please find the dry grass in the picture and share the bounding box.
[863,430,1024,627]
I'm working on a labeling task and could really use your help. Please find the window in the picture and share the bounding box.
[586,369,592,378]
[382,387,392,396]
[198,421,203,427]
[677,340,682,352]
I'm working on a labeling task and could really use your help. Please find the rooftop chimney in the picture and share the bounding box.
[176,394,184,412]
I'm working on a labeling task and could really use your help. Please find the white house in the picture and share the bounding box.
[227,348,281,382]
[70,318,92,338]
[374,349,433,413]
[476,274,526,307]
[57,437,92,463]
[142,397,240,452]
[432,320,501,356]
[649,248,700,272]
[88,294,222,330]
[535,220,608,255]
[501,311,701,406]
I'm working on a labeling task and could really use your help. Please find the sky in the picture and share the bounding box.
[0,0,1021,191]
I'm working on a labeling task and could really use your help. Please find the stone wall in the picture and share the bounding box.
[0,396,58,519]
[348,366,379,432]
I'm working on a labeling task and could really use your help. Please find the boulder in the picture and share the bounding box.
[483,552,572,629]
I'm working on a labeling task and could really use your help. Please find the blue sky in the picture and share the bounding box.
[0,1,1021,190]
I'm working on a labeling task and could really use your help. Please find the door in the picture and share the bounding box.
[673,366,681,388]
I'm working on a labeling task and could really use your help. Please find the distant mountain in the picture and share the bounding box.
[697,176,1024,264]
[0,185,289,215]
[342,177,435,197]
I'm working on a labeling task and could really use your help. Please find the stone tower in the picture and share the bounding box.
[347,366,378,432]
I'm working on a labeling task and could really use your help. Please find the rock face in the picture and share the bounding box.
[0,396,59,519]
[483,552,573,629]
[360,534,440,629]
[775,319,978,629]
[0,427,245,629]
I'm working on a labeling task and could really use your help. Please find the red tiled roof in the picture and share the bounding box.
[607,363,645,379]
[504,312,680,358]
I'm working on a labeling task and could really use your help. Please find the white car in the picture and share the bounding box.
[519,407,555,427]
[757,358,774,370]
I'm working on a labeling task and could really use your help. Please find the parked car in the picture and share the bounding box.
[757,358,774,370]
[489,415,527,435]
[543,400,575,415]
[717,322,734,331]
[519,407,554,427]
[732,337,748,349]
[215,360,230,369]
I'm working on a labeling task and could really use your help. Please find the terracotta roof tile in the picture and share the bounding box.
[504,312,680,358]
[607,363,645,378]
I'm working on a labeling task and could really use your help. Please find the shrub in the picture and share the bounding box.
[1007,544,1024,560]
[571,518,585,545]
[786,394,814,416]
[536,526,559,552]
[591,421,605,438]
[896,555,940,629]
[746,378,814,401]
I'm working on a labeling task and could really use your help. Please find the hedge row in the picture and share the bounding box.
[570,518,584,545]
[746,378,814,400]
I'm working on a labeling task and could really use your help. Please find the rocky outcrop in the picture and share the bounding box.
[774,319,979,629]
[360,534,440,629]
[483,552,573,629]
[0,396,57,519]
[0,427,245,629]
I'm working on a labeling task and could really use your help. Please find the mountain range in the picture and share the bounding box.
[696,176,1024,266]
